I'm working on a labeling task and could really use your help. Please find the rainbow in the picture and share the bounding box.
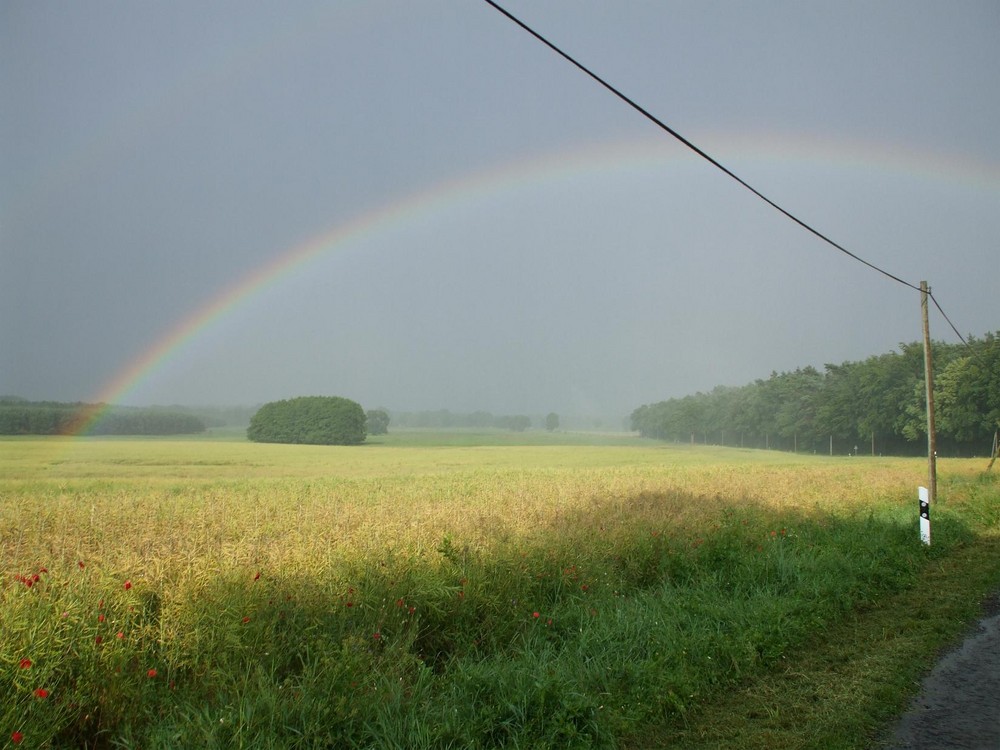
[70,133,1000,435]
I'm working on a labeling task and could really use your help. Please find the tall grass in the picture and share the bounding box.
[1,437,995,747]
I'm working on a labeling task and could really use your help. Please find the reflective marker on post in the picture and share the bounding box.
[919,486,931,546]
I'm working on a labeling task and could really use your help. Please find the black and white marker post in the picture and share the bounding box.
[919,486,931,546]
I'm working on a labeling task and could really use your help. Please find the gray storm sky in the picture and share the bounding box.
[2,1,998,419]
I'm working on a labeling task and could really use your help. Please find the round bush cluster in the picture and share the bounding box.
[247,396,366,445]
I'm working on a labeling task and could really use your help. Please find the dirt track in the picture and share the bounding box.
[885,593,1000,749]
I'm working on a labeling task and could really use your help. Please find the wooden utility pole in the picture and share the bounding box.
[921,281,938,505]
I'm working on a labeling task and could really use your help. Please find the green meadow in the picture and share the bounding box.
[2,432,999,748]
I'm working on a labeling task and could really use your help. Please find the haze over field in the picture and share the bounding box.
[3,1,998,418]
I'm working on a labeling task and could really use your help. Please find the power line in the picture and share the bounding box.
[929,291,991,368]
[482,0,922,292]
[929,292,969,345]
[482,1,986,360]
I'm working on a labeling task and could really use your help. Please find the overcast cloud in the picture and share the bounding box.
[2,1,998,420]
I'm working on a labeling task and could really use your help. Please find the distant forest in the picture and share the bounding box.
[631,332,1000,457]
[0,399,208,436]
[390,409,533,432]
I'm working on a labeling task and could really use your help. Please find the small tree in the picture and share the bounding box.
[366,408,390,435]
[509,415,531,432]
[545,412,559,432]
[494,414,531,432]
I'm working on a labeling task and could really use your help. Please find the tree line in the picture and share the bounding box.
[390,409,533,432]
[0,399,206,435]
[630,332,1000,457]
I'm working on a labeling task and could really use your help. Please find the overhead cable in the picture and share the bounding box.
[482,0,922,292]
[929,291,991,368]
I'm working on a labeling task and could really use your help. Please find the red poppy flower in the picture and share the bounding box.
[242,616,250,623]
[116,631,124,640]
[33,688,48,699]
[19,659,31,669]
[123,580,132,590]
[532,611,540,619]
[345,601,353,607]
[78,561,85,569]
[95,636,103,645]
[147,668,157,678]
[32,573,40,582]
[253,572,261,581]
[11,731,24,744]
[98,613,105,623]
[23,579,32,589]
[373,632,381,640]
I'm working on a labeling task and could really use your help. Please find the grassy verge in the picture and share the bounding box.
[633,470,1000,749]
[2,441,997,748]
